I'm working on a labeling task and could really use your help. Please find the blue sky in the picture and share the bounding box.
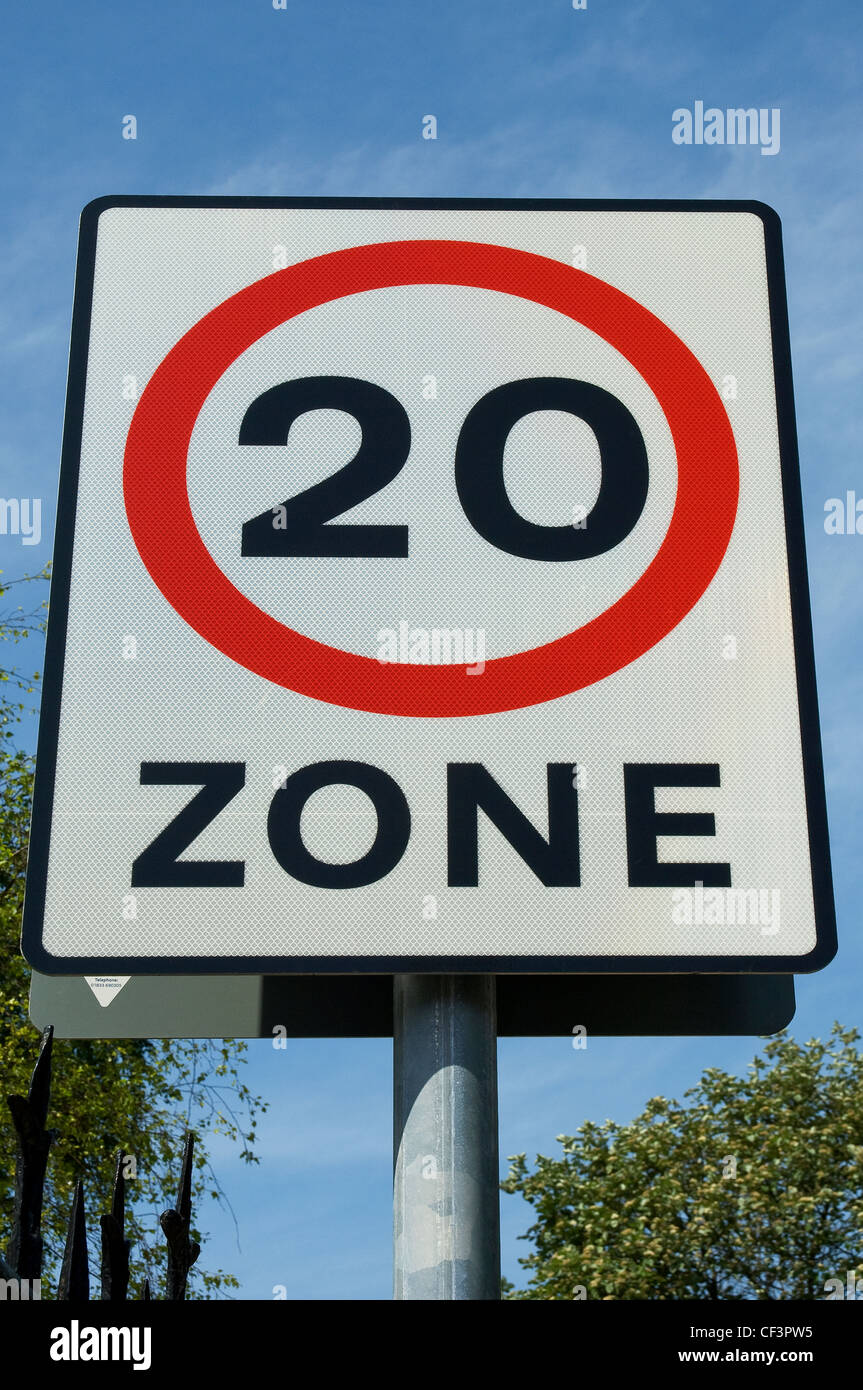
[2,0,862,1298]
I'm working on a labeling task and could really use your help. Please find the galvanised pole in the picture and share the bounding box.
[393,974,500,1300]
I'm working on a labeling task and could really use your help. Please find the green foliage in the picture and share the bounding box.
[0,569,268,1297]
[502,1027,863,1300]
[0,565,49,739]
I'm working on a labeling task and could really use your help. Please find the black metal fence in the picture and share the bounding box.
[1,1025,199,1300]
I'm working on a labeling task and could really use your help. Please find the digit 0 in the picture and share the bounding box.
[454,377,649,560]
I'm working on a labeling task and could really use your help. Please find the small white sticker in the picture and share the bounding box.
[84,975,131,1007]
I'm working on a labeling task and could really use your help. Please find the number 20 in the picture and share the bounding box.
[240,374,649,563]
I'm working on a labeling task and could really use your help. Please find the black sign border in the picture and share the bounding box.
[22,196,837,977]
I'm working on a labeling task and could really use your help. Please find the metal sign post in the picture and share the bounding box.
[393,975,500,1300]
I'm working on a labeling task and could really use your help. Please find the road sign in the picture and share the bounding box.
[29,970,795,1039]
[23,197,835,975]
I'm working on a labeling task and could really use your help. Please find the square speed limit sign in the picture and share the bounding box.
[23,197,836,975]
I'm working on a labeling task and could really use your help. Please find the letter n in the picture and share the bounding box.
[447,763,580,886]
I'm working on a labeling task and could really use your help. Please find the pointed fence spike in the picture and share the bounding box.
[28,1025,54,1131]
[159,1132,200,1300]
[100,1152,130,1301]
[111,1150,126,1226]
[58,1180,90,1301]
[177,1131,194,1223]
[5,1023,57,1279]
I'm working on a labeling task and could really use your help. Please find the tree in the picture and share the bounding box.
[0,568,268,1296]
[502,1026,863,1299]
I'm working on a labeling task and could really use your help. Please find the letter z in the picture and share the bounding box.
[132,762,246,887]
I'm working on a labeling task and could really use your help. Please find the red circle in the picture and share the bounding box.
[124,240,738,717]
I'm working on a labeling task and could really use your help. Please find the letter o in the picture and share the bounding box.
[267,760,410,887]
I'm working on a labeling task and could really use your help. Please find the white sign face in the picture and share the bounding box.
[23,198,835,974]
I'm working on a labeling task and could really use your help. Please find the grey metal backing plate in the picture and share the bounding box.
[30,971,795,1038]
